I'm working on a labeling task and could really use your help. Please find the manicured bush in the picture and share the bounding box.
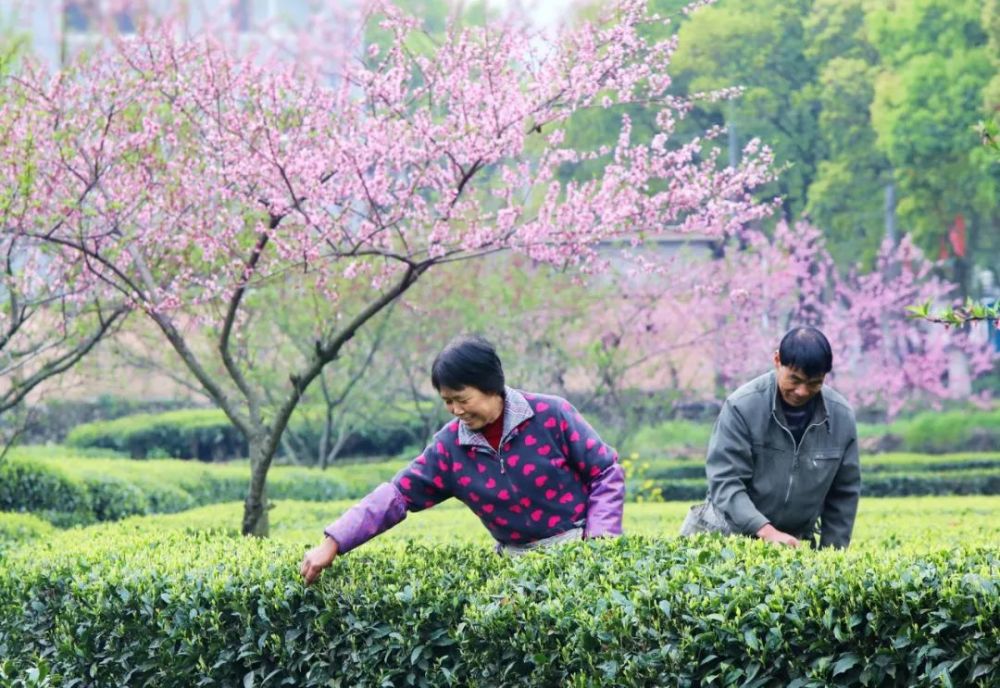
[860,452,1000,473]
[859,469,1000,497]
[861,407,1000,454]
[0,533,995,687]
[0,449,405,526]
[625,419,713,458]
[138,483,198,514]
[3,395,192,445]
[65,409,248,460]
[6,494,998,561]
[286,402,439,461]
[83,475,151,522]
[0,459,93,525]
[645,452,1000,481]
[642,452,1000,501]
[64,403,437,461]
[650,468,1000,501]
[0,513,55,554]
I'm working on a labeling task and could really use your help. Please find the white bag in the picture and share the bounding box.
[679,501,736,536]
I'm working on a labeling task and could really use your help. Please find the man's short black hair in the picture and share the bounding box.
[431,335,506,395]
[778,326,833,378]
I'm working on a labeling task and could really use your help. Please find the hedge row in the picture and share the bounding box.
[64,403,439,461]
[0,512,54,555]
[5,447,997,530]
[0,454,396,527]
[53,403,1000,462]
[2,396,192,445]
[857,407,1000,454]
[647,468,1000,501]
[644,453,1000,481]
[65,409,248,460]
[629,406,1000,459]
[4,493,996,558]
[0,534,995,687]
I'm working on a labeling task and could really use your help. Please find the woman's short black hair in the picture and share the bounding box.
[778,326,833,378]
[431,335,506,395]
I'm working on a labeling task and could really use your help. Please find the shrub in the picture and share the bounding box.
[0,533,995,687]
[1,449,404,526]
[624,420,713,458]
[0,513,55,554]
[860,408,1000,454]
[286,402,438,461]
[649,468,1000,501]
[860,452,1000,473]
[138,483,197,514]
[65,403,438,461]
[0,396,193,445]
[0,459,93,524]
[83,476,150,522]
[65,409,247,460]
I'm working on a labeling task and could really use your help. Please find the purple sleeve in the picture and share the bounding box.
[584,463,625,538]
[559,400,624,538]
[323,482,407,554]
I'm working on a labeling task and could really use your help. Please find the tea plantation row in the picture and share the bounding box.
[3,448,999,527]
[0,531,995,687]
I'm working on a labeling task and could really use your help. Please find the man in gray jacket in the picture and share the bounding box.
[682,326,860,548]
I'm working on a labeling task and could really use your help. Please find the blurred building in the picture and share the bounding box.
[3,1,316,68]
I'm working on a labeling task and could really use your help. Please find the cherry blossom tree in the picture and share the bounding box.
[1,0,775,534]
[0,34,127,453]
[576,221,995,420]
[0,236,127,452]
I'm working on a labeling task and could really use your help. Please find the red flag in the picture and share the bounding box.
[948,214,966,258]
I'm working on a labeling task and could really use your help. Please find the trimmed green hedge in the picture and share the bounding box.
[626,407,1000,458]
[0,452,402,526]
[64,409,247,460]
[5,396,192,445]
[860,452,1000,473]
[0,534,995,687]
[649,468,1000,502]
[626,419,713,456]
[0,459,94,526]
[859,407,1000,453]
[644,453,1000,482]
[7,446,998,530]
[64,403,438,461]
[0,513,55,555]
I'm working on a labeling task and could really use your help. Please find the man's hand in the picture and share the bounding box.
[755,523,800,548]
[300,536,339,585]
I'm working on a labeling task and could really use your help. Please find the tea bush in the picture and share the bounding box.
[0,513,54,555]
[8,495,994,554]
[0,532,995,687]
[858,408,1000,453]
[0,450,403,525]
[64,403,437,461]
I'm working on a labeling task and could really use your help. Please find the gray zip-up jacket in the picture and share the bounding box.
[705,371,861,548]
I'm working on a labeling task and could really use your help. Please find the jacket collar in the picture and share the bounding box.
[457,386,534,449]
[767,370,829,428]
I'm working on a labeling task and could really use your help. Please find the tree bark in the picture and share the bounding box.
[242,435,272,536]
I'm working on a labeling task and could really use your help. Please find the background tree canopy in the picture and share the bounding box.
[558,0,1000,296]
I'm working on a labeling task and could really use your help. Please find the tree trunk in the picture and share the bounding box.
[242,436,274,536]
[318,407,333,467]
[322,424,350,469]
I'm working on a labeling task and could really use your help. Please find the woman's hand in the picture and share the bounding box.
[300,536,339,585]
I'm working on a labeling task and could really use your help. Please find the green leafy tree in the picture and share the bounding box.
[867,0,999,297]
[670,0,820,222]
[802,0,890,267]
